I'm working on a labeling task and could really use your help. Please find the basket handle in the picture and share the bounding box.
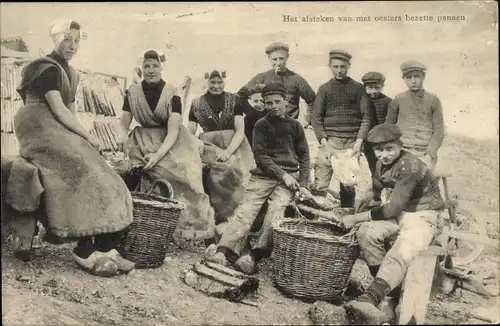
[144,178,174,199]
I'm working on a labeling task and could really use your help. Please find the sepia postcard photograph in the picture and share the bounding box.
[1,1,499,325]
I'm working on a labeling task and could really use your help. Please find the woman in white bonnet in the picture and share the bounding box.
[14,19,135,276]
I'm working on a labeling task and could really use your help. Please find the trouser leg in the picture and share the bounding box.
[251,184,294,262]
[356,219,400,267]
[217,175,277,262]
[314,143,334,192]
[376,211,440,290]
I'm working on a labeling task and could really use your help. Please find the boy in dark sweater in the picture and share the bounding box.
[340,124,445,324]
[312,50,373,207]
[385,60,445,170]
[243,84,268,148]
[205,82,312,274]
[361,72,392,174]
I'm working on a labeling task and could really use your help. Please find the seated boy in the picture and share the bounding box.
[244,84,268,148]
[385,60,445,170]
[205,82,312,274]
[361,72,392,174]
[339,124,445,324]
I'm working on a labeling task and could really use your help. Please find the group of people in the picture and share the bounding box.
[6,18,447,324]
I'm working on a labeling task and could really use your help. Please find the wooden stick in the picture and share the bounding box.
[442,267,493,297]
[193,263,245,288]
[203,261,249,279]
[441,177,457,223]
[445,229,499,248]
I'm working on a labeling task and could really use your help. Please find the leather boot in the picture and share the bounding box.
[340,183,356,208]
[368,265,401,302]
[368,265,380,278]
[344,277,392,325]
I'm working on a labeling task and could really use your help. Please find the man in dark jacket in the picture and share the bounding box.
[236,42,316,127]
[340,124,445,325]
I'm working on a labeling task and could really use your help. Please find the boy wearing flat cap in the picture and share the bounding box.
[205,82,312,275]
[361,71,393,174]
[386,60,445,170]
[339,124,445,325]
[243,84,268,148]
[236,42,316,127]
[312,50,373,207]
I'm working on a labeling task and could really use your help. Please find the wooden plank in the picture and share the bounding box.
[441,177,457,223]
[398,254,438,325]
[445,229,499,248]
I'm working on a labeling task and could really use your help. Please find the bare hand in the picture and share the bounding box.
[143,152,164,170]
[87,135,101,151]
[351,139,363,157]
[340,212,371,231]
[282,173,300,191]
[341,214,358,231]
[216,150,231,162]
[354,191,375,213]
[117,129,129,153]
[320,138,328,147]
[299,187,313,200]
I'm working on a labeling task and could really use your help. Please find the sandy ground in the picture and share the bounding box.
[2,128,499,325]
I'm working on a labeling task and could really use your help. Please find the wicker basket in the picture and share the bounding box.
[273,209,360,301]
[123,179,185,269]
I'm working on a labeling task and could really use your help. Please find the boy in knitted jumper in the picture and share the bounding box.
[385,60,445,170]
[341,124,445,325]
[312,50,372,207]
[205,82,312,274]
[361,72,392,174]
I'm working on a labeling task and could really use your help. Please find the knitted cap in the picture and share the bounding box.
[367,124,402,144]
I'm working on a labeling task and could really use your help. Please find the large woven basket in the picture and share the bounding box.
[273,209,360,301]
[123,179,185,269]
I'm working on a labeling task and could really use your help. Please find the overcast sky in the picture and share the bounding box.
[1,1,498,139]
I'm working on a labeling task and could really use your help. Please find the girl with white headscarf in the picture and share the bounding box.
[118,49,216,241]
[13,19,135,276]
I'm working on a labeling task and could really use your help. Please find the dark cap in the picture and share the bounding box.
[248,83,266,96]
[400,60,427,75]
[367,124,402,144]
[265,42,289,55]
[329,50,352,62]
[143,50,166,63]
[261,82,287,97]
[362,72,386,85]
